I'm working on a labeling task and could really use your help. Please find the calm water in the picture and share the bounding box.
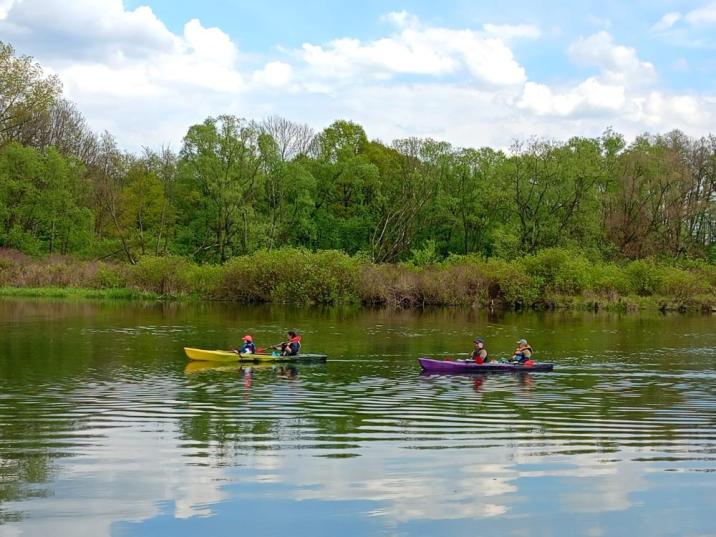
[0,300,714,537]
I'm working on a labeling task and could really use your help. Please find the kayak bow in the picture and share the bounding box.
[418,356,554,373]
[184,347,327,363]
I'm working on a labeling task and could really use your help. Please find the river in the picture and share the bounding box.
[0,299,714,536]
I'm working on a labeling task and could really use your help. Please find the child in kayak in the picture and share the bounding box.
[274,331,301,356]
[471,337,490,364]
[512,339,533,363]
[237,335,256,355]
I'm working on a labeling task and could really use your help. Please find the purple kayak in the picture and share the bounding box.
[418,357,554,373]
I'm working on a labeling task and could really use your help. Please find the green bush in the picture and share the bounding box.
[626,260,663,296]
[183,264,224,298]
[219,248,361,304]
[408,239,439,267]
[6,226,42,256]
[590,264,632,296]
[525,247,570,286]
[658,267,710,300]
[0,245,713,310]
[483,258,540,306]
[553,257,592,294]
[94,264,126,289]
[129,256,192,295]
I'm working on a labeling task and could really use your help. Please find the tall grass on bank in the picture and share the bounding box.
[0,247,714,311]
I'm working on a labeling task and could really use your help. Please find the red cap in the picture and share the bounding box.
[242,335,253,342]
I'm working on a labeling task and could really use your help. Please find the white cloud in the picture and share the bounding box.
[518,78,625,116]
[0,0,13,19]
[652,11,682,31]
[0,0,177,60]
[0,0,249,148]
[568,31,656,84]
[0,1,713,152]
[684,1,716,25]
[628,92,705,127]
[252,61,293,88]
[511,30,714,131]
[380,10,419,29]
[652,3,716,31]
[296,15,528,86]
[483,23,541,40]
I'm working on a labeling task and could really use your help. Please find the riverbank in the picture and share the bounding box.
[1,248,714,311]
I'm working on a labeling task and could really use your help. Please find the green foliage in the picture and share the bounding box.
[626,260,663,296]
[0,41,62,143]
[590,264,632,296]
[0,43,714,313]
[409,240,439,267]
[524,248,592,294]
[218,248,361,304]
[658,267,710,300]
[0,143,92,255]
[128,256,192,296]
[94,265,126,289]
[483,258,540,306]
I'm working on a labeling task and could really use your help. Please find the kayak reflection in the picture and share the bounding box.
[184,360,299,381]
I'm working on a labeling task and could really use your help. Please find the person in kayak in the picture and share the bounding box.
[471,337,490,364]
[236,335,256,355]
[512,339,533,363]
[274,331,301,356]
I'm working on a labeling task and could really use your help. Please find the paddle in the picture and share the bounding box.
[268,341,288,356]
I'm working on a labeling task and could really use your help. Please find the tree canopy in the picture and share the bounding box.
[0,42,714,264]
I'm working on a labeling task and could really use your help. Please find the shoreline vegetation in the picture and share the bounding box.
[1,248,714,312]
[0,42,714,313]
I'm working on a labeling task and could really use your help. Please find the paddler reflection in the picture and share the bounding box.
[276,365,298,379]
[242,366,253,388]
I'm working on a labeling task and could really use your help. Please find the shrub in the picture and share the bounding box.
[590,264,632,297]
[483,258,540,306]
[658,267,710,300]
[129,256,192,295]
[93,264,126,289]
[408,239,439,267]
[524,248,571,287]
[626,260,663,296]
[219,248,361,304]
[183,264,224,298]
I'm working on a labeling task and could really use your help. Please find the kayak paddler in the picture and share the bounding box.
[512,338,533,363]
[237,335,256,355]
[273,331,302,356]
[471,337,489,364]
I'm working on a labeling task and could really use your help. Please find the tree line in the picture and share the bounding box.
[1,42,714,265]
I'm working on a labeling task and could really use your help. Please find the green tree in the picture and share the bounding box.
[176,116,262,262]
[0,142,91,254]
[309,121,378,253]
[0,42,62,146]
[506,137,604,253]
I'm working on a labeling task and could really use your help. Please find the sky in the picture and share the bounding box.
[0,0,715,151]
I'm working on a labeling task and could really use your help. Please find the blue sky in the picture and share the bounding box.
[1,0,715,150]
[123,0,716,90]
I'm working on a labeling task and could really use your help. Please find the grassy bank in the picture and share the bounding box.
[0,286,158,300]
[0,248,714,311]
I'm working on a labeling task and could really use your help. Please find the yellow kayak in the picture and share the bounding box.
[183,347,327,363]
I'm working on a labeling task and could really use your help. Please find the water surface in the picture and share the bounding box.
[0,300,714,536]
